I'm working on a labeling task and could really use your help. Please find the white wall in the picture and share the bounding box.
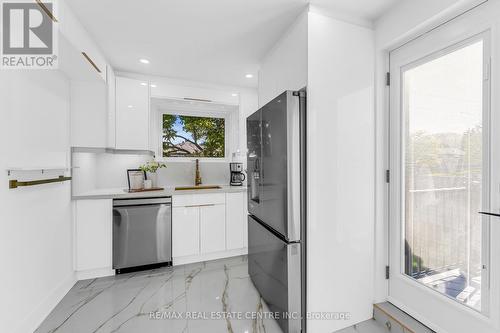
[375,0,486,49]
[0,71,74,333]
[258,11,308,106]
[306,10,375,332]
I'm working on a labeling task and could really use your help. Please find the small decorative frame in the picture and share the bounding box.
[127,169,146,190]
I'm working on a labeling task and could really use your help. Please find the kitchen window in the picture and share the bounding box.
[161,113,226,158]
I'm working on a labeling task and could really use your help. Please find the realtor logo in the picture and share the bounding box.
[1,0,58,69]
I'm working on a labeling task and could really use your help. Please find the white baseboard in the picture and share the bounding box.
[16,272,76,333]
[76,267,115,281]
[173,248,248,266]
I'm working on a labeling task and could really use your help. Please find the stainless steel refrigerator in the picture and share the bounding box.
[247,90,306,333]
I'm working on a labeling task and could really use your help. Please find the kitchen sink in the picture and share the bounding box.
[175,185,222,191]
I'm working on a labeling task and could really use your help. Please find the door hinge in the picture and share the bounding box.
[385,170,390,183]
[385,266,390,279]
[484,57,491,81]
[293,90,307,98]
[386,72,390,86]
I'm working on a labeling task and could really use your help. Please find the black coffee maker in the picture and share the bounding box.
[230,163,246,186]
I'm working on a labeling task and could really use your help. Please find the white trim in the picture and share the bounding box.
[15,273,76,333]
[387,296,448,333]
[76,267,115,280]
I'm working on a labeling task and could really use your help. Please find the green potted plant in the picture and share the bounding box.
[139,161,166,188]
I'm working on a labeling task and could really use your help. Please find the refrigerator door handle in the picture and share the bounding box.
[286,91,302,242]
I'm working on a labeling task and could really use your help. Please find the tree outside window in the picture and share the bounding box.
[162,114,225,158]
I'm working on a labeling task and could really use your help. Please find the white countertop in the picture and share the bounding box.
[72,185,247,200]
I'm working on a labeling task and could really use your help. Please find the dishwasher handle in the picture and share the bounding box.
[113,197,172,207]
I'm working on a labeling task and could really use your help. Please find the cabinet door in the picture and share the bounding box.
[200,204,226,254]
[107,65,116,148]
[226,192,247,250]
[70,81,107,148]
[75,200,112,271]
[58,1,107,82]
[172,206,200,257]
[115,77,149,150]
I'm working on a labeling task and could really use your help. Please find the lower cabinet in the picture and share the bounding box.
[172,206,200,257]
[172,192,247,265]
[172,204,226,257]
[200,204,226,253]
[225,192,247,250]
[74,199,113,276]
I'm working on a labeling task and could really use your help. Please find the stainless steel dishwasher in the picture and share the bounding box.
[113,197,172,273]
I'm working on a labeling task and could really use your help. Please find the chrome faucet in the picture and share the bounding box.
[195,159,202,186]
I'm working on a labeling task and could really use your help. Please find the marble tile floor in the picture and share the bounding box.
[36,256,283,333]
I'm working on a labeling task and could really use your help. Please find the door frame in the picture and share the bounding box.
[386,3,500,332]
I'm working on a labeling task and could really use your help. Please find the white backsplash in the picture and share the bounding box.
[156,161,230,187]
[72,151,234,194]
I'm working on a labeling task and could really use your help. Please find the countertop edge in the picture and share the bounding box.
[72,186,247,200]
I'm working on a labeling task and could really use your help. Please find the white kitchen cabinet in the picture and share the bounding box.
[58,1,107,82]
[75,199,112,272]
[172,206,200,257]
[115,77,150,150]
[70,81,107,147]
[107,66,116,148]
[172,192,247,265]
[200,205,226,253]
[225,192,248,250]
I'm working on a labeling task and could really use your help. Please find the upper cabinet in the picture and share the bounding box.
[107,66,116,148]
[70,80,108,148]
[58,1,107,82]
[115,77,150,150]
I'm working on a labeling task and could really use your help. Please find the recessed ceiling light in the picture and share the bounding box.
[127,105,133,108]
[150,84,157,88]
[140,82,147,86]
[232,93,238,97]
[245,74,253,78]
[139,58,150,64]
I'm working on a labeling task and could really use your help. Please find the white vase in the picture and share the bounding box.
[147,172,158,188]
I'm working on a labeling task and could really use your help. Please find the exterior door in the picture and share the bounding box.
[388,5,499,332]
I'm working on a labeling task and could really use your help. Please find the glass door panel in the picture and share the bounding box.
[402,40,484,311]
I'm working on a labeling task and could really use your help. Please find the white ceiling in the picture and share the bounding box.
[66,0,399,88]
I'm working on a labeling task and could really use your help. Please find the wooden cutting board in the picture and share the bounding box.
[124,187,164,193]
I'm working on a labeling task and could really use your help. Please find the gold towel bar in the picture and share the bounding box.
[9,176,71,189]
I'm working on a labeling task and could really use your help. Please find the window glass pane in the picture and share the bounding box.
[403,40,483,311]
[162,114,225,158]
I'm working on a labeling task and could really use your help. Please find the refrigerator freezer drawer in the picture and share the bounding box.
[248,215,301,333]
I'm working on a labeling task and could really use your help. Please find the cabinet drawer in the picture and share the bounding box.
[172,193,225,207]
